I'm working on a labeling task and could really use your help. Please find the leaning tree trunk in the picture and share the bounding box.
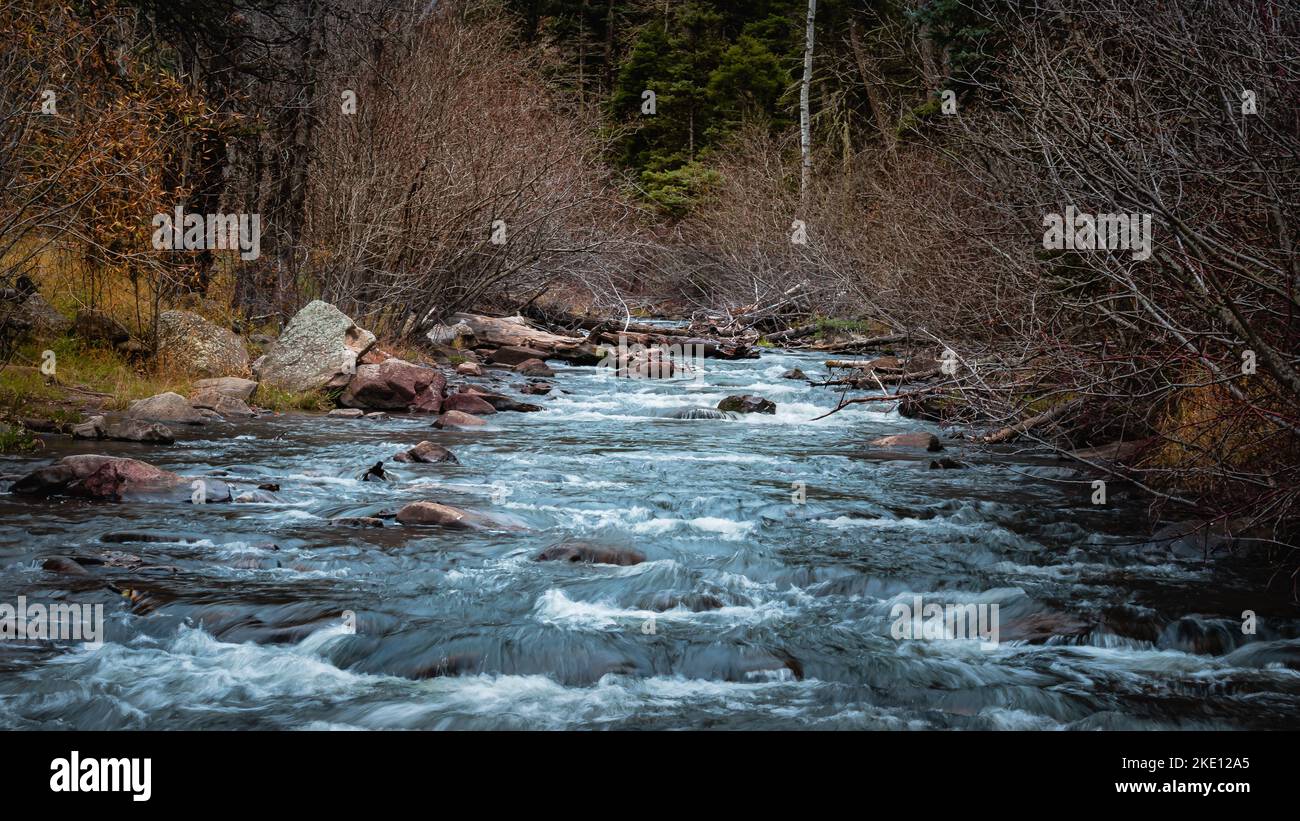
[799,0,816,199]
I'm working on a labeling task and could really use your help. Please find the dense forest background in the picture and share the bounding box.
[1,0,1298,567]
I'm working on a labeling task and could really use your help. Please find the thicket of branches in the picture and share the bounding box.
[660,0,1299,562]
[0,0,635,340]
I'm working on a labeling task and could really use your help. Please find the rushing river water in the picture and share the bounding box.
[1,345,1298,730]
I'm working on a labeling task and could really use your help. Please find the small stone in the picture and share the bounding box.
[433,410,486,429]
[871,432,942,451]
[515,358,555,377]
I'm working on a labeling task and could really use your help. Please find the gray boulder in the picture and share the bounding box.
[253,301,375,393]
[191,377,258,402]
[156,310,249,377]
[128,392,206,425]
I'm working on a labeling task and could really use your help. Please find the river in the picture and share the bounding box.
[1,345,1297,729]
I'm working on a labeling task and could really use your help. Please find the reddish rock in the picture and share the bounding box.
[456,362,484,376]
[395,501,508,529]
[393,441,458,463]
[11,454,231,502]
[515,358,555,377]
[339,358,446,413]
[433,410,486,429]
[870,432,942,451]
[463,387,542,412]
[487,345,549,366]
[441,392,496,415]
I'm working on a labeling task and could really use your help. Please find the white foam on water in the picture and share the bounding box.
[532,588,789,631]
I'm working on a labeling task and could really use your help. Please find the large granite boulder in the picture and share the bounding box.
[156,310,249,377]
[190,377,258,402]
[253,301,375,393]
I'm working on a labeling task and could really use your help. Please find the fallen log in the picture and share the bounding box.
[825,357,904,371]
[980,397,1084,444]
[762,323,819,344]
[450,313,584,352]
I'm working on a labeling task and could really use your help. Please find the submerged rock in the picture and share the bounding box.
[395,501,508,529]
[42,555,90,575]
[433,410,486,429]
[643,592,726,612]
[234,489,279,503]
[667,408,734,420]
[929,457,966,469]
[781,368,806,380]
[332,516,385,528]
[535,541,645,566]
[328,408,365,418]
[870,432,942,451]
[463,387,541,412]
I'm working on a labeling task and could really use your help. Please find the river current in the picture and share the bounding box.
[1,346,1297,729]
